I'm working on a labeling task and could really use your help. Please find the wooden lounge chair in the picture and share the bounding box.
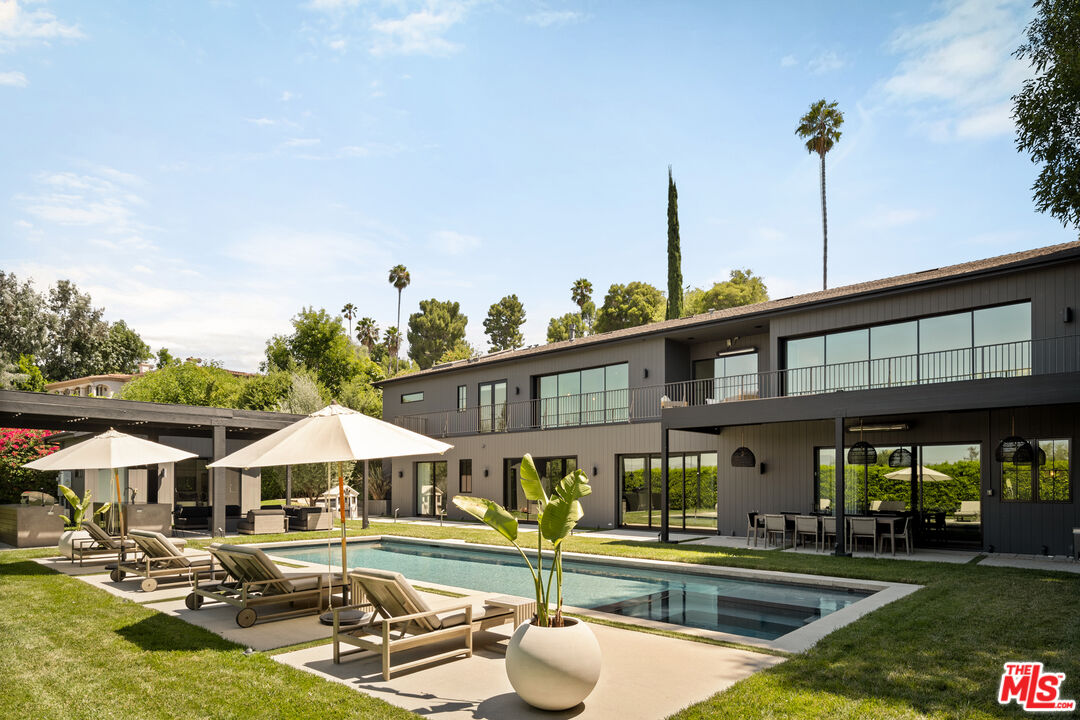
[332,568,514,680]
[112,529,216,592]
[71,520,139,566]
[186,543,344,628]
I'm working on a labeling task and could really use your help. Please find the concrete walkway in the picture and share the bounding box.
[274,621,783,720]
[978,554,1080,574]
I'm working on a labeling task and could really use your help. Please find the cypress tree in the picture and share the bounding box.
[666,165,683,320]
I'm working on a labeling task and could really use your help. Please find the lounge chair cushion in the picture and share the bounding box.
[129,529,208,566]
[435,603,514,629]
[351,568,443,632]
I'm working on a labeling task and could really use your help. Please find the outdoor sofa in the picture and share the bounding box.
[286,506,332,531]
[237,508,287,535]
[332,567,514,680]
[187,543,344,627]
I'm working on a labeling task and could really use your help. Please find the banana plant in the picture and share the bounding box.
[453,453,591,627]
[58,485,111,529]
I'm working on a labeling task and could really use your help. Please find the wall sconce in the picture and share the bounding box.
[759,462,767,475]
[642,368,649,379]
[515,386,520,395]
[398,470,403,478]
[592,466,598,476]
[483,468,489,477]
[1064,307,1073,323]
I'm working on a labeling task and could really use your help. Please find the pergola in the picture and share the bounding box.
[0,389,304,534]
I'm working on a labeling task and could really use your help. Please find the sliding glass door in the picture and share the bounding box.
[619,452,718,531]
[415,461,447,517]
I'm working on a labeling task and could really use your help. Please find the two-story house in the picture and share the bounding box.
[379,241,1080,556]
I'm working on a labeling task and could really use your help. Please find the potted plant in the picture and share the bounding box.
[453,453,601,711]
[57,486,111,559]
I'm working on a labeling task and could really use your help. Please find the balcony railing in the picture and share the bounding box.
[393,336,1080,438]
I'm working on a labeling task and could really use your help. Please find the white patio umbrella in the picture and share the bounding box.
[207,403,452,609]
[23,428,197,536]
[884,466,952,482]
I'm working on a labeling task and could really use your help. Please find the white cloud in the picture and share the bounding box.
[428,229,481,255]
[327,37,347,51]
[779,55,797,68]
[880,0,1030,141]
[0,0,83,49]
[526,10,584,27]
[858,207,931,230]
[282,137,320,147]
[16,168,149,241]
[370,3,469,57]
[0,68,26,86]
[807,50,844,74]
[279,90,295,102]
[246,117,275,126]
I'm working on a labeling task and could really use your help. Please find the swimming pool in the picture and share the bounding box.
[266,539,873,641]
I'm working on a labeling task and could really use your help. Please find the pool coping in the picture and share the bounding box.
[255,534,922,654]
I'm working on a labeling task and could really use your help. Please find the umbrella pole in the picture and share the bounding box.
[362,459,369,530]
[339,461,348,603]
[114,468,125,539]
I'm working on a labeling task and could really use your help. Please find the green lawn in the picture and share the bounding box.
[3,521,1077,719]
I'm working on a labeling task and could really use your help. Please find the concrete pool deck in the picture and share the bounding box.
[272,619,784,720]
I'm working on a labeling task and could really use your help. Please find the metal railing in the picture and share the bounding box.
[393,336,1079,438]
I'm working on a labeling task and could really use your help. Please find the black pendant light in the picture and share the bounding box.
[888,447,912,468]
[1037,446,1047,466]
[848,441,878,465]
[731,446,756,468]
[995,435,1033,463]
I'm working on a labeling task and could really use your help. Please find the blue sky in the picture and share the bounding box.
[1,0,1074,371]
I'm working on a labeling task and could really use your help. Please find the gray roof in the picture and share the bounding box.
[379,239,1080,385]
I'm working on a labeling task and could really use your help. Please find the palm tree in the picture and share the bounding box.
[571,278,592,310]
[356,317,378,353]
[388,264,411,371]
[795,99,844,290]
[383,326,402,368]
[341,303,357,341]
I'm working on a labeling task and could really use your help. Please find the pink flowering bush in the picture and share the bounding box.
[0,428,58,503]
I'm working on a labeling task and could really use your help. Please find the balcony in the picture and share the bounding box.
[392,337,1080,438]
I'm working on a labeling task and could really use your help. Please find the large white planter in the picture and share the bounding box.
[58,529,91,559]
[505,617,602,711]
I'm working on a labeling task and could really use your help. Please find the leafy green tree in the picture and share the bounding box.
[341,303,358,340]
[236,369,293,411]
[98,320,151,374]
[796,99,844,290]
[683,269,769,315]
[438,339,478,364]
[355,317,379,353]
[0,355,46,392]
[156,347,179,368]
[43,280,109,380]
[275,370,329,414]
[666,166,683,320]
[0,272,50,368]
[594,281,666,333]
[571,279,593,321]
[483,294,526,351]
[1013,0,1080,231]
[383,326,402,364]
[407,299,468,369]
[388,265,411,371]
[546,312,589,343]
[338,375,383,418]
[120,362,245,408]
[263,307,369,395]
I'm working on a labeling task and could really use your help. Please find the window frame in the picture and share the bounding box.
[400,391,424,404]
[457,385,467,412]
[1001,437,1072,504]
[459,458,473,494]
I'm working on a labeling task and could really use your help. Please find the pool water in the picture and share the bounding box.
[268,540,871,640]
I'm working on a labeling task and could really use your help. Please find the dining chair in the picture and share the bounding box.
[794,515,819,552]
[879,516,913,556]
[821,516,837,553]
[848,517,878,555]
[764,514,788,548]
[745,511,764,547]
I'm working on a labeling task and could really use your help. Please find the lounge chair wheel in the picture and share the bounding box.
[185,593,203,610]
[236,609,257,628]
[141,578,158,592]
[110,568,125,583]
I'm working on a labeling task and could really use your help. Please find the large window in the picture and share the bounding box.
[401,391,424,404]
[1002,438,1070,503]
[174,459,209,506]
[457,385,467,412]
[478,381,507,433]
[692,352,759,402]
[504,456,576,519]
[415,461,447,516]
[537,363,628,428]
[619,452,718,530]
[784,301,1031,394]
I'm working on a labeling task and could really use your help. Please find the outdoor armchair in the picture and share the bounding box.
[113,529,216,592]
[332,568,514,680]
[187,543,344,627]
[236,508,287,535]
